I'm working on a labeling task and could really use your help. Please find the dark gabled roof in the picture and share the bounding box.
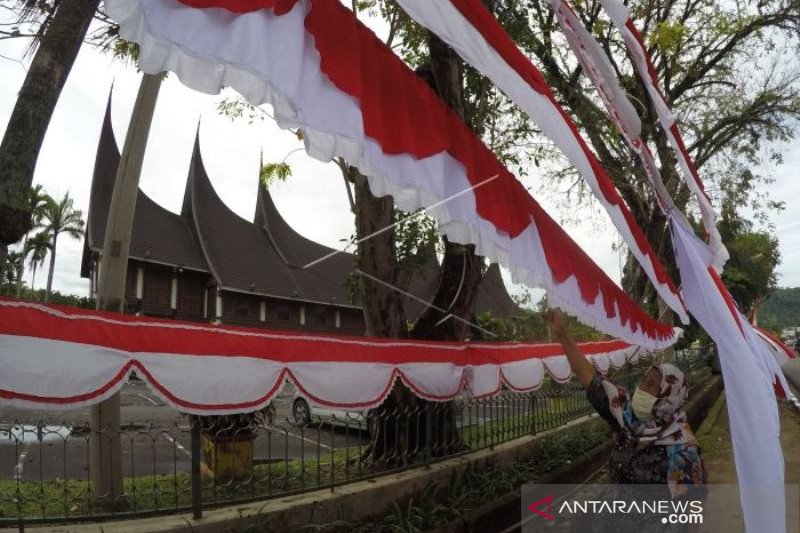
[82,93,521,319]
[184,134,356,306]
[82,95,208,276]
[399,257,521,321]
[476,263,522,317]
[253,176,356,304]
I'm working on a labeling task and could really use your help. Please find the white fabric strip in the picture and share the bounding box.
[597,0,728,271]
[671,217,784,533]
[0,333,648,414]
[104,0,679,348]
[393,0,687,322]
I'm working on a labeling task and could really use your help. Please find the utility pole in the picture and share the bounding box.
[91,73,162,508]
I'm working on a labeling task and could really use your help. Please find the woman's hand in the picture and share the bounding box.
[544,308,568,338]
[544,308,595,387]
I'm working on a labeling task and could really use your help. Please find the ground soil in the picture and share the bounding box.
[696,393,800,532]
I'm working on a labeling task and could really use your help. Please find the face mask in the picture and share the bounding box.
[631,387,658,420]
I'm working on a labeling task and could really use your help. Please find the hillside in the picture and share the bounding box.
[760,287,800,329]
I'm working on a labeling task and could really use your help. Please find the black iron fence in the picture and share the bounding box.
[0,350,712,527]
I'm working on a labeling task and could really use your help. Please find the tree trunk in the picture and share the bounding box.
[91,73,162,511]
[45,232,57,302]
[352,168,407,338]
[15,233,29,298]
[365,32,487,463]
[0,247,6,281]
[0,0,100,250]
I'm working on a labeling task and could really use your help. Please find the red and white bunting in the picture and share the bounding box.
[597,0,728,271]
[755,326,798,367]
[547,5,787,525]
[0,299,650,414]
[392,0,688,325]
[547,0,675,214]
[671,218,785,533]
[104,0,679,348]
[549,0,791,398]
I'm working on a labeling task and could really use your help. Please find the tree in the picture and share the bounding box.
[40,191,84,302]
[15,184,49,298]
[24,231,50,294]
[0,0,100,266]
[1,251,23,293]
[505,0,799,313]
[716,202,781,315]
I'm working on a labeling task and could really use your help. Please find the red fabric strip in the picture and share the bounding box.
[169,0,674,341]
[178,0,299,15]
[668,124,711,202]
[757,326,798,360]
[708,267,745,337]
[302,0,674,340]
[0,299,634,366]
[447,0,676,294]
[622,18,710,204]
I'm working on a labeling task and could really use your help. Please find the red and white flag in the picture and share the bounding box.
[545,4,787,527]
[105,0,679,348]
[671,218,784,533]
[0,298,649,414]
[392,0,688,325]
[597,0,728,271]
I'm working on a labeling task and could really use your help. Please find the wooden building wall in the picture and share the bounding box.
[114,258,366,334]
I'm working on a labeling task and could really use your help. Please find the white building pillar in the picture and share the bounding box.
[215,290,223,324]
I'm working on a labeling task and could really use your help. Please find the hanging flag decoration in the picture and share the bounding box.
[104,0,679,348]
[391,0,688,325]
[596,0,728,271]
[548,0,790,398]
[546,0,676,214]
[0,299,649,414]
[671,219,785,533]
[538,2,786,529]
[755,326,798,367]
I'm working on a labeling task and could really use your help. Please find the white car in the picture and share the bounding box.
[291,392,367,427]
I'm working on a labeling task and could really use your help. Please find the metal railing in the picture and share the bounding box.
[0,350,712,527]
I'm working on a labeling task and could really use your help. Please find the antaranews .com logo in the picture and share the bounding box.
[520,483,799,532]
[527,494,703,525]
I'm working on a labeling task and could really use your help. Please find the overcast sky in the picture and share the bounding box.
[1,18,798,303]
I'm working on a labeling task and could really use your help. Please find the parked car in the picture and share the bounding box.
[292,392,367,427]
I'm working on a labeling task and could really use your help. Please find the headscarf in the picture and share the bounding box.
[600,363,689,445]
[600,363,707,497]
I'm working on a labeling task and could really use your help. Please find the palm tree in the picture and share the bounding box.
[1,251,23,294]
[25,232,50,295]
[16,185,49,298]
[41,192,84,302]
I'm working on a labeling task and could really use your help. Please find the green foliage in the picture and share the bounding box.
[648,21,688,55]
[760,288,800,330]
[260,162,293,189]
[722,231,781,314]
[217,96,269,125]
[477,301,609,342]
[112,39,140,64]
[300,418,612,532]
[393,208,439,268]
[716,204,781,314]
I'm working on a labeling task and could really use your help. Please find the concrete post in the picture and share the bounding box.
[91,73,162,509]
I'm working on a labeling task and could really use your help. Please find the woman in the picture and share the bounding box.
[546,308,707,499]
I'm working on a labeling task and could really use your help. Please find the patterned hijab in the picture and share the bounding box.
[600,363,690,446]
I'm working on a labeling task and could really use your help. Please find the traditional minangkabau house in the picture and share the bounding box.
[81,98,520,335]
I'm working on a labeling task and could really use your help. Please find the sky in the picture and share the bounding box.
[0,16,798,303]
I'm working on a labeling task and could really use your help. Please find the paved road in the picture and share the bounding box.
[0,381,367,482]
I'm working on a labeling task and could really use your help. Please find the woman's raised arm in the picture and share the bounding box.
[545,309,596,387]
